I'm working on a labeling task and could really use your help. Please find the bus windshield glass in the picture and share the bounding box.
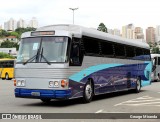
[17,37,68,63]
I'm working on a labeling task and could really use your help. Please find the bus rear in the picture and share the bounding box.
[0,59,15,80]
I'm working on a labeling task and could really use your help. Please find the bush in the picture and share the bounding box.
[0,52,15,59]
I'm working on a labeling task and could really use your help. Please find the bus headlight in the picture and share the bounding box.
[17,80,26,87]
[49,81,59,88]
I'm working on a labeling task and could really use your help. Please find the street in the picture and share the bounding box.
[0,79,160,121]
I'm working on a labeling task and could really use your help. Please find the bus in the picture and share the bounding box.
[151,54,160,81]
[0,58,15,80]
[14,24,152,103]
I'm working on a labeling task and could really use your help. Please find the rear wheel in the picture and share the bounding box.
[134,78,141,93]
[83,81,93,103]
[157,73,160,81]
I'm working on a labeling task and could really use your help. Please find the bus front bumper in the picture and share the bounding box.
[15,88,72,99]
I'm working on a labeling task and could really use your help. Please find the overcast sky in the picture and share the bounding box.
[1,0,160,30]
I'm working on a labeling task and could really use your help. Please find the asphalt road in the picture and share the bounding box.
[0,79,160,122]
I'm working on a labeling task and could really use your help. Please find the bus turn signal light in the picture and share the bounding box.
[61,80,68,88]
[13,79,16,86]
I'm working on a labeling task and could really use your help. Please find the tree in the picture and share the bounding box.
[152,47,160,54]
[9,31,20,39]
[15,27,36,35]
[0,29,10,37]
[97,23,108,33]
[0,40,19,50]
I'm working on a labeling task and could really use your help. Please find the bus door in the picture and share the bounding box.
[152,57,159,80]
[156,57,160,80]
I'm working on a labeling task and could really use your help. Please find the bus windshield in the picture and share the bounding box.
[17,37,68,63]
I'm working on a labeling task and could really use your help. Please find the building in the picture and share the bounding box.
[122,24,135,39]
[3,17,38,31]
[4,18,17,31]
[135,27,144,39]
[108,29,121,36]
[28,17,38,28]
[155,25,160,43]
[17,19,26,28]
[146,27,155,44]
[0,25,2,29]
[4,36,18,43]
[122,26,127,38]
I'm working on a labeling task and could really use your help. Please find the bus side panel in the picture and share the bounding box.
[69,61,151,98]
[141,61,152,86]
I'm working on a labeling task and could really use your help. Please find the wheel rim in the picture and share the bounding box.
[6,74,8,79]
[137,79,141,90]
[85,84,92,99]
[158,74,160,80]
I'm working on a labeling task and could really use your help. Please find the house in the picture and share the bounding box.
[4,36,18,42]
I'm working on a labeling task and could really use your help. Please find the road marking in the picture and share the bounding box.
[136,96,153,99]
[114,96,160,107]
[120,101,160,106]
[95,109,104,113]
[95,110,127,113]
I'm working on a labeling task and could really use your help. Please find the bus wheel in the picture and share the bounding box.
[83,81,93,103]
[5,73,9,80]
[157,73,160,81]
[134,78,141,93]
[40,99,51,103]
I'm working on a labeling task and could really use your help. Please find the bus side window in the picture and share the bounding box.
[158,57,160,65]
[70,43,80,66]
[71,44,80,64]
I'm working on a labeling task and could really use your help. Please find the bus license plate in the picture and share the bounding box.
[31,92,40,96]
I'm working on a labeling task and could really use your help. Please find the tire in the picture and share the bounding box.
[134,78,141,93]
[83,81,94,103]
[40,99,51,103]
[157,73,160,82]
[5,73,9,80]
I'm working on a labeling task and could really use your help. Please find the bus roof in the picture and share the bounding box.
[22,24,150,49]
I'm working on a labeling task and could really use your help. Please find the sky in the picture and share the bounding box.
[1,0,160,30]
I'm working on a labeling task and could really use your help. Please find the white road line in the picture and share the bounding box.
[95,110,127,113]
[122,101,160,106]
[123,99,160,103]
[137,96,153,99]
[107,112,127,113]
[95,109,104,113]
[114,96,152,106]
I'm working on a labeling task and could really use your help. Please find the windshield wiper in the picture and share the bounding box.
[23,48,40,65]
[40,47,51,65]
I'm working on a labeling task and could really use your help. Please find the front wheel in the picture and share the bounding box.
[134,78,141,93]
[83,81,93,103]
[5,73,9,80]
[157,73,160,82]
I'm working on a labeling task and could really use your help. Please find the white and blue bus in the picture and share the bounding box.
[14,24,152,103]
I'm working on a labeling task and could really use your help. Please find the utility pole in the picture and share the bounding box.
[69,8,78,24]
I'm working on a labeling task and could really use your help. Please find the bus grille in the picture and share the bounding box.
[15,68,80,79]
